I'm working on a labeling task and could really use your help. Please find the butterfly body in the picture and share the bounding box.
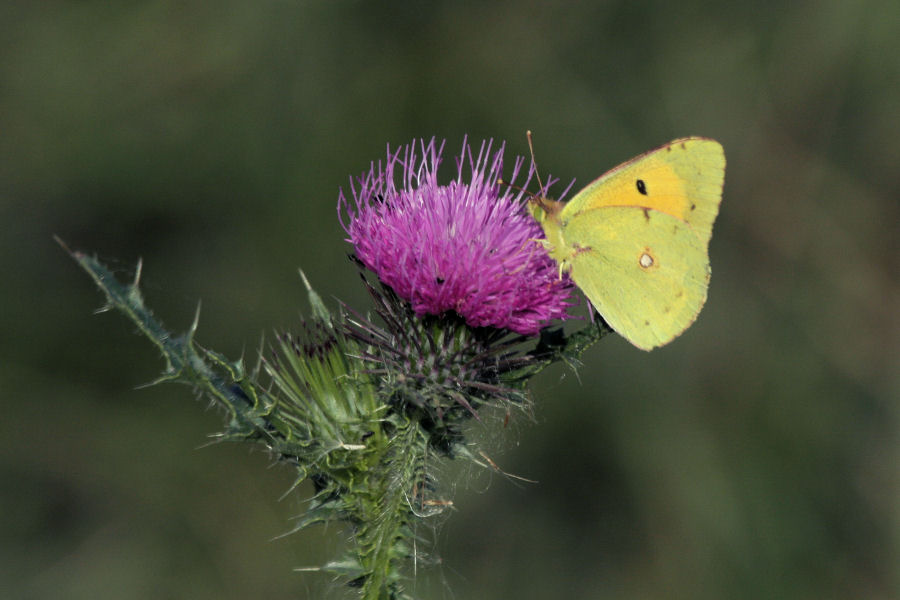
[530,137,725,350]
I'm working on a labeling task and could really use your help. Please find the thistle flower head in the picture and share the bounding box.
[339,137,574,336]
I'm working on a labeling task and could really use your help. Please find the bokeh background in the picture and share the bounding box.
[2,1,898,598]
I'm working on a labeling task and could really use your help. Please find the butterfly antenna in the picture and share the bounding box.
[526,130,546,195]
[497,178,528,195]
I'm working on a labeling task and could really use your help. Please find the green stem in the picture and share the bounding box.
[358,421,425,599]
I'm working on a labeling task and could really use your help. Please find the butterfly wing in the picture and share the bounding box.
[563,206,711,350]
[560,137,725,245]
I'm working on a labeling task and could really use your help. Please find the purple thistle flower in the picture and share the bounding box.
[339,138,575,336]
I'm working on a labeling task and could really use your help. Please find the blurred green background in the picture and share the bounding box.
[2,1,898,598]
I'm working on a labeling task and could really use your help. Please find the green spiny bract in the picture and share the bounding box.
[264,305,451,599]
[65,244,612,600]
[344,274,536,456]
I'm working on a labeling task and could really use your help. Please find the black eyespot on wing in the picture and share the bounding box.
[636,179,648,195]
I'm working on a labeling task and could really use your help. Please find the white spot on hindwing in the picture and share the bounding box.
[639,251,654,269]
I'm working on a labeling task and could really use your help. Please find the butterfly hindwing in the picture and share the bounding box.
[563,206,711,350]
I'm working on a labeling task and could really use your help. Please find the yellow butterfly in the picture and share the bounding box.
[529,136,725,350]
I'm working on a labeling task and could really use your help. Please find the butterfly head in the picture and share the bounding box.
[527,193,563,225]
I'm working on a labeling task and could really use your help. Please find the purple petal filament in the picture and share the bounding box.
[340,138,574,335]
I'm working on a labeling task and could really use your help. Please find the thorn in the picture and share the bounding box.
[133,257,143,287]
[188,301,202,339]
[449,391,481,422]
[54,235,86,260]
[278,475,308,502]
[298,268,312,291]
[136,370,180,389]
[93,303,113,315]
[53,234,71,254]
